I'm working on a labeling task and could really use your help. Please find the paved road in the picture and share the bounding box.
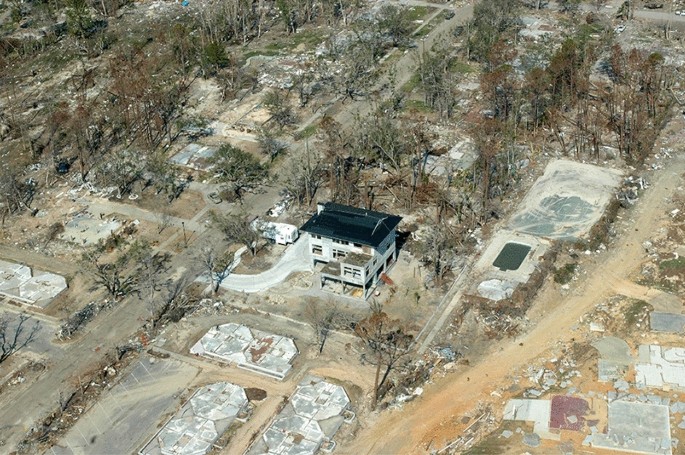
[216,233,312,293]
[84,199,206,232]
[0,2,470,452]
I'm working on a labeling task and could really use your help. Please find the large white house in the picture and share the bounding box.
[300,202,402,299]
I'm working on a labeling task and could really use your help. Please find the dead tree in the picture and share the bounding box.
[355,306,413,409]
[199,246,232,294]
[0,313,41,364]
[304,299,343,354]
[148,275,198,329]
[81,251,137,300]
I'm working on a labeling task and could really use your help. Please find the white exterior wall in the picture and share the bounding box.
[309,229,398,298]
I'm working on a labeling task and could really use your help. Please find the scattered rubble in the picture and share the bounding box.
[0,259,67,307]
[140,382,250,455]
[190,323,298,380]
[245,376,351,455]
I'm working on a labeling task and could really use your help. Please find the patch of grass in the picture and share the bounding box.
[242,49,280,61]
[659,257,685,272]
[553,263,577,284]
[293,123,317,140]
[265,29,325,53]
[624,299,650,326]
[449,60,476,74]
[405,6,429,22]
[401,72,421,93]
[412,14,445,38]
[403,99,430,113]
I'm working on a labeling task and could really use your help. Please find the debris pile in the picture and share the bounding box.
[57,300,114,340]
[616,175,647,207]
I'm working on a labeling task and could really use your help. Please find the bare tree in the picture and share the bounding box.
[282,142,324,207]
[148,275,199,329]
[81,250,137,300]
[419,223,458,286]
[355,305,413,409]
[257,128,289,162]
[129,240,171,309]
[303,299,346,354]
[262,90,297,129]
[0,313,41,364]
[0,166,35,226]
[81,240,168,300]
[199,246,233,294]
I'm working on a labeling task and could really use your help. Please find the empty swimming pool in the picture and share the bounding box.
[493,242,531,271]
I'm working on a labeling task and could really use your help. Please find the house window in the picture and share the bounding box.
[312,245,323,255]
[353,243,362,248]
[313,234,322,239]
[333,249,347,259]
[343,266,362,279]
[333,239,349,245]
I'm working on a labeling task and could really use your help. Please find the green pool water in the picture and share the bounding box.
[493,242,531,271]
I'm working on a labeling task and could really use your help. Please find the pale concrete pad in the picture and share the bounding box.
[649,293,683,313]
[52,357,200,455]
[60,213,122,246]
[592,337,633,365]
[590,400,672,455]
[190,323,298,380]
[0,259,67,307]
[593,337,633,382]
[246,376,351,455]
[471,232,549,301]
[651,312,685,333]
[140,382,249,455]
[636,345,685,390]
[503,399,555,439]
[507,160,622,241]
[170,143,217,171]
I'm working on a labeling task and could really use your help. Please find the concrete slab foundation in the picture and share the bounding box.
[472,232,549,301]
[503,399,556,439]
[60,213,122,245]
[590,400,672,455]
[636,345,685,390]
[507,160,622,241]
[246,375,351,455]
[650,312,685,333]
[170,143,217,171]
[0,259,67,307]
[190,323,298,380]
[140,382,249,455]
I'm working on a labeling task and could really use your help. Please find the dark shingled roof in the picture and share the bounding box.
[300,202,402,248]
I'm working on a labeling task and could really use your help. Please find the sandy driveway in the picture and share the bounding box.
[341,150,685,453]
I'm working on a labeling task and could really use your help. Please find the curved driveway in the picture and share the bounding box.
[219,233,312,293]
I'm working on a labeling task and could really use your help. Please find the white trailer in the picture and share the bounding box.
[252,219,299,245]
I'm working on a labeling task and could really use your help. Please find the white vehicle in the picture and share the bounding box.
[251,219,299,245]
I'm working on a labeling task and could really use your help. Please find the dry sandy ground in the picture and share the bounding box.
[341,150,685,453]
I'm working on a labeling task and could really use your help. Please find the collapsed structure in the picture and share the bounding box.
[190,323,298,380]
[0,259,67,307]
[246,375,352,455]
[140,382,249,455]
[472,160,622,301]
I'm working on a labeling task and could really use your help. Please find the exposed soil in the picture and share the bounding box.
[342,131,685,453]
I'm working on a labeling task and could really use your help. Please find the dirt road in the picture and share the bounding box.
[342,151,685,453]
